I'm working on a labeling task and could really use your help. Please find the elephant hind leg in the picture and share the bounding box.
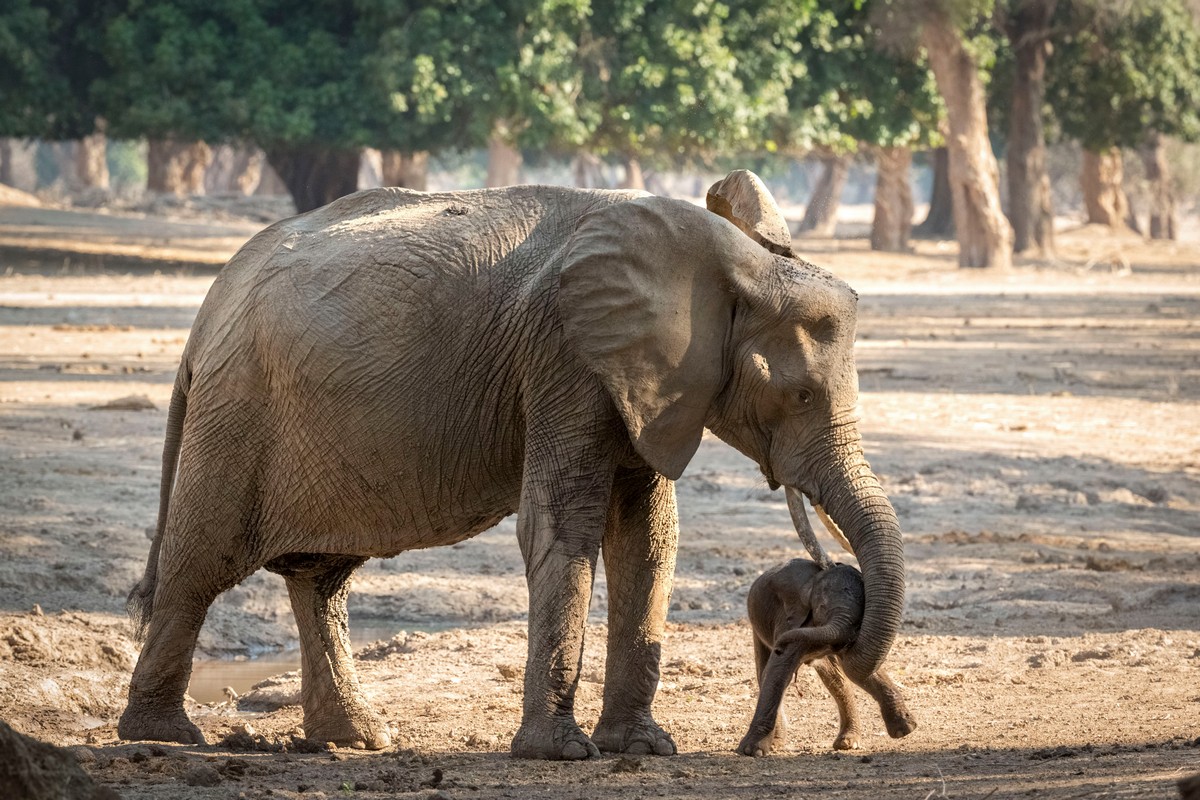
[272,553,390,749]
[118,522,256,744]
[813,658,862,750]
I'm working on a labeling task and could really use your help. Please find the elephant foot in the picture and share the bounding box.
[833,730,862,751]
[592,715,676,756]
[884,709,917,739]
[737,732,774,757]
[304,706,391,750]
[117,704,205,746]
[511,716,599,760]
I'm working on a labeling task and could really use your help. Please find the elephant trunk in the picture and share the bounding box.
[806,438,905,684]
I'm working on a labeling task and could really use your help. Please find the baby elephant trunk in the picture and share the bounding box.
[739,618,854,755]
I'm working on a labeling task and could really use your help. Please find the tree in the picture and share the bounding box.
[880,0,1013,268]
[574,0,811,188]
[997,0,1057,255]
[0,0,116,189]
[1046,0,1200,239]
[781,1,941,249]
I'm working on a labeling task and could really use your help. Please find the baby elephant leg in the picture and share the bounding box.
[812,658,862,750]
[855,668,918,739]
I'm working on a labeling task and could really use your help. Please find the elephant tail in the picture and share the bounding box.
[126,365,190,640]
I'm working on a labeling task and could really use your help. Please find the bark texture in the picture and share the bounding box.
[0,139,38,191]
[798,154,850,237]
[1081,148,1139,233]
[204,145,264,195]
[75,125,110,190]
[147,140,213,196]
[921,15,1013,268]
[380,150,429,190]
[1140,132,1176,240]
[486,128,523,188]
[915,146,955,238]
[870,146,914,252]
[265,145,361,213]
[1005,0,1057,256]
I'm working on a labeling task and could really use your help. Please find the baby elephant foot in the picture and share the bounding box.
[304,707,391,750]
[117,704,205,746]
[833,730,862,750]
[511,716,600,760]
[884,709,917,739]
[737,726,782,757]
[592,716,676,756]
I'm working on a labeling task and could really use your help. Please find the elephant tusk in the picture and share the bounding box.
[785,487,834,570]
[812,502,856,557]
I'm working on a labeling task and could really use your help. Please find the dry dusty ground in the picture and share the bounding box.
[0,201,1198,798]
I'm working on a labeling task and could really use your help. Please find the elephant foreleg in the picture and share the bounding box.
[275,554,390,749]
[592,465,678,756]
[509,435,617,760]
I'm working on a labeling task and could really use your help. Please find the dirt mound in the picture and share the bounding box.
[0,720,119,800]
[0,183,41,207]
[0,614,135,670]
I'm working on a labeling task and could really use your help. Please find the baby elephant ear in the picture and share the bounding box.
[559,196,772,480]
[706,169,795,257]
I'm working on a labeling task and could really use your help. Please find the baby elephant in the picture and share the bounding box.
[739,559,917,756]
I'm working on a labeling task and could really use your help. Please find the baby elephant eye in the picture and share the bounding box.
[798,388,814,405]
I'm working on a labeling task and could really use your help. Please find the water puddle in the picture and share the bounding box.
[188,622,433,704]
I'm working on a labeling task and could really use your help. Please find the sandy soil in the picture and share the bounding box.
[1,202,1198,798]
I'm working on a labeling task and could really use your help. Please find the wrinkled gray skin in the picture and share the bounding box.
[739,559,917,757]
[116,174,906,760]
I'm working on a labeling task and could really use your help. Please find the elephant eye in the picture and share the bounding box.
[798,388,814,405]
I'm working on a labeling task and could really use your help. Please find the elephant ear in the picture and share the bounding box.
[559,196,773,480]
[706,169,796,257]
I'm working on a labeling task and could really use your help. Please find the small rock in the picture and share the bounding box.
[496,664,522,681]
[183,764,222,786]
[89,394,157,411]
[72,429,84,441]
[30,604,43,616]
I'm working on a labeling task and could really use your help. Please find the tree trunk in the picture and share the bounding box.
[1005,0,1056,256]
[871,146,914,252]
[265,144,361,213]
[915,146,955,238]
[1139,132,1176,240]
[620,155,645,191]
[486,126,522,188]
[922,15,1013,268]
[0,138,38,191]
[204,145,264,195]
[380,150,429,190]
[1081,148,1139,233]
[75,125,110,190]
[798,153,850,237]
[254,161,289,196]
[147,140,213,196]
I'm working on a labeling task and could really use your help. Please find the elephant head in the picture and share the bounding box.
[557,171,904,683]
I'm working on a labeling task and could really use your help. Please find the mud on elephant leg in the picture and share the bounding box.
[119,544,249,745]
[812,658,863,750]
[274,553,390,750]
[510,440,616,760]
[592,467,678,757]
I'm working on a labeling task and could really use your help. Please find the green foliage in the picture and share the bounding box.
[573,0,812,165]
[0,0,114,139]
[1047,0,1200,149]
[782,0,944,153]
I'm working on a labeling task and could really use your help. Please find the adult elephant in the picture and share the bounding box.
[117,170,905,760]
